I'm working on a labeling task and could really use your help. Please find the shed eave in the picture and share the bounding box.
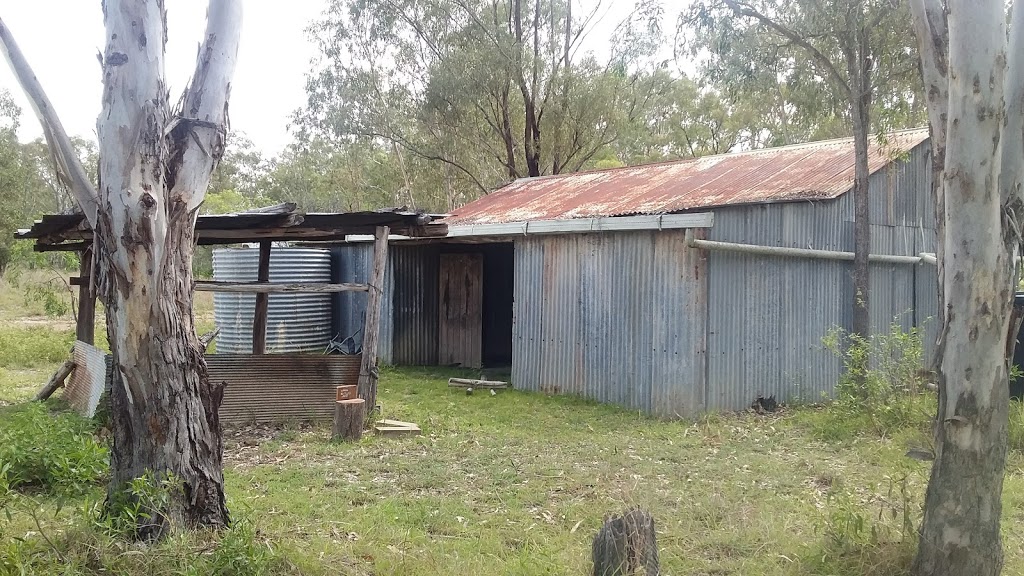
[344,212,715,242]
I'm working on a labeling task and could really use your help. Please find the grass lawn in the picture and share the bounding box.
[2,272,1024,574]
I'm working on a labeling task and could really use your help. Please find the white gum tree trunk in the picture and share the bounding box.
[910,1,1024,574]
[1,1,241,538]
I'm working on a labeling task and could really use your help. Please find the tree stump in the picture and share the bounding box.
[332,399,365,441]
[591,508,659,576]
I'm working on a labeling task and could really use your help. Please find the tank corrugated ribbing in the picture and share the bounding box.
[212,247,332,354]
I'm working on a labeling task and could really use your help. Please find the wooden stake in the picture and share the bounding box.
[35,359,75,401]
[75,248,96,345]
[332,399,365,441]
[252,240,271,354]
[358,226,389,415]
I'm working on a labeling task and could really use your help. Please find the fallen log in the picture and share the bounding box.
[35,359,76,401]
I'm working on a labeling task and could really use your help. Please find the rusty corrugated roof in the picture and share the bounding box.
[445,129,930,225]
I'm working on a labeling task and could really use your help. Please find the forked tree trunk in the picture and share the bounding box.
[92,0,240,538]
[2,2,238,536]
[909,1,1021,574]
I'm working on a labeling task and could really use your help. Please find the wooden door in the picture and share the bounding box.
[439,253,483,368]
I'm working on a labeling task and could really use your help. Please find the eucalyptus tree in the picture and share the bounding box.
[908,1,1024,574]
[0,88,24,274]
[0,1,242,537]
[681,0,924,349]
[302,0,671,200]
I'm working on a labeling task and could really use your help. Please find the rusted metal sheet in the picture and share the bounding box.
[66,341,109,417]
[209,354,361,424]
[447,130,929,226]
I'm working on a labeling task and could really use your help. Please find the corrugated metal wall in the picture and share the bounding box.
[704,141,936,411]
[512,230,707,417]
[390,245,440,365]
[329,244,395,364]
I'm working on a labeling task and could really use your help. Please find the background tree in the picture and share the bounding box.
[680,0,924,352]
[0,88,25,275]
[908,1,1023,574]
[0,0,242,538]
[299,0,701,207]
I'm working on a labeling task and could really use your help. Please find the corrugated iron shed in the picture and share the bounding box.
[445,129,930,225]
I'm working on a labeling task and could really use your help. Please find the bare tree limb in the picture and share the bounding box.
[0,17,99,226]
[170,0,243,214]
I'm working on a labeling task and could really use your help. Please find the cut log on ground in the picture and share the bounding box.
[447,378,509,389]
[591,508,660,576]
[333,399,365,441]
[35,359,76,401]
[374,419,421,437]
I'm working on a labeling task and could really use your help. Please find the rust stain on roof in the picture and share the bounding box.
[445,129,929,225]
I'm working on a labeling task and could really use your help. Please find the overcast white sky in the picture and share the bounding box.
[0,1,664,157]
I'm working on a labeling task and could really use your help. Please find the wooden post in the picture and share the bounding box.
[76,248,96,345]
[252,240,272,354]
[358,226,389,414]
[332,399,365,441]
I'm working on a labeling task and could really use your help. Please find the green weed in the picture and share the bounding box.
[0,326,74,369]
[811,321,933,441]
[0,402,107,495]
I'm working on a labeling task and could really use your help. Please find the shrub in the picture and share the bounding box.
[816,321,933,440]
[808,466,919,576]
[0,402,108,494]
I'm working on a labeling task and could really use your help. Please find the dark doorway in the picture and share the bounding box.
[481,243,514,367]
[437,242,514,369]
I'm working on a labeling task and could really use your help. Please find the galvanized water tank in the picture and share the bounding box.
[212,247,333,354]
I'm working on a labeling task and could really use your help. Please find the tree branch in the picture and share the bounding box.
[169,0,243,214]
[0,17,99,226]
[723,0,852,98]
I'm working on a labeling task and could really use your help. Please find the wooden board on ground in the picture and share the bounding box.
[210,353,361,424]
[374,419,421,437]
[447,378,509,389]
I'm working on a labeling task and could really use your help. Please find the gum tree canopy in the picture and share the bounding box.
[0,1,241,538]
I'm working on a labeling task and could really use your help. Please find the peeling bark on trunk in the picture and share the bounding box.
[909,1,1019,574]
[3,1,240,539]
[95,0,240,538]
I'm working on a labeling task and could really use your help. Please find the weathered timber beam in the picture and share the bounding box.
[241,202,297,214]
[75,249,95,345]
[35,241,91,252]
[252,240,272,355]
[195,281,369,293]
[358,226,389,415]
[35,359,75,401]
